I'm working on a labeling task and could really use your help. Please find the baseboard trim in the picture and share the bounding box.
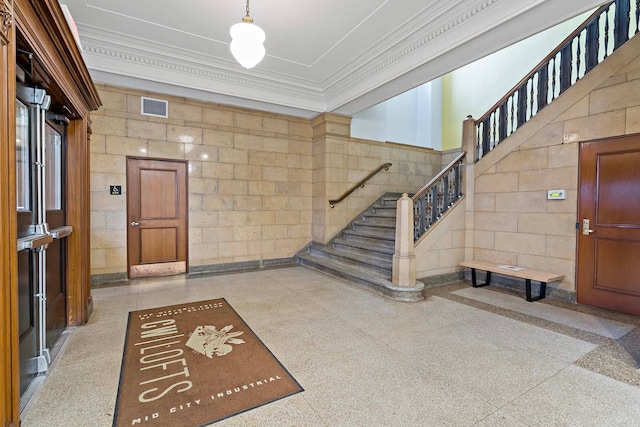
[91,257,299,287]
[188,257,298,277]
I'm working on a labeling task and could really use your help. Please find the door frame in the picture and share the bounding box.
[1,1,101,424]
[126,156,189,278]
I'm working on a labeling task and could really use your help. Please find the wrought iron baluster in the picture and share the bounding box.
[517,84,527,128]
[510,95,515,136]
[430,186,438,225]
[585,17,600,72]
[559,41,573,94]
[481,117,491,157]
[604,6,611,59]
[576,32,582,81]
[614,0,631,49]
[491,112,497,147]
[442,175,450,210]
[551,56,557,101]
[498,101,508,143]
[537,63,549,112]
[529,78,534,119]
[419,195,426,235]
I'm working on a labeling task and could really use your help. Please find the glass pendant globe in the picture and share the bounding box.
[230,22,266,69]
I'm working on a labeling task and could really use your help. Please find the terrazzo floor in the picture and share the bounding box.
[21,266,640,426]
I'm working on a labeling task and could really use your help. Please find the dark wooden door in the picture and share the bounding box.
[577,134,640,316]
[126,158,188,278]
[44,118,67,350]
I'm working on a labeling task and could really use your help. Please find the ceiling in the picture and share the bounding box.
[61,0,606,118]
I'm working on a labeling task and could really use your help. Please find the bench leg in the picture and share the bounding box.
[526,279,547,302]
[471,269,491,288]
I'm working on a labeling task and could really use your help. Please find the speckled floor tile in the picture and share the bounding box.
[392,321,571,406]
[453,287,635,338]
[502,365,640,426]
[473,410,529,427]
[295,348,498,426]
[19,268,640,426]
[461,309,597,363]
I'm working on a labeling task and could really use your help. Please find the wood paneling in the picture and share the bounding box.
[1,0,18,423]
[1,1,100,424]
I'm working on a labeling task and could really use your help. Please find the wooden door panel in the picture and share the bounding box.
[577,134,640,315]
[595,239,640,295]
[127,158,188,278]
[140,228,178,263]
[596,151,640,225]
[140,169,178,219]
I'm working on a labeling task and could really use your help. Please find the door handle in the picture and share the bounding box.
[130,221,141,227]
[582,219,595,235]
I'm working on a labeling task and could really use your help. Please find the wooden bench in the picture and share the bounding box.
[459,260,564,302]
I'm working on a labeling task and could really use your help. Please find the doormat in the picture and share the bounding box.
[113,298,303,427]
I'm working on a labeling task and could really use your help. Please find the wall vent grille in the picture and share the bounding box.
[141,97,168,118]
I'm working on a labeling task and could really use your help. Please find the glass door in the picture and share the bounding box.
[16,85,53,399]
[16,98,39,396]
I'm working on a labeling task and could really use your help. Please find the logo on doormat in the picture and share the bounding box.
[185,325,245,358]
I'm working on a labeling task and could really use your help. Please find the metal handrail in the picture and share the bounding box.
[329,163,392,208]
[412,153,465,202]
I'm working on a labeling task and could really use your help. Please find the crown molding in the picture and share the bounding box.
[80,29,328,113]
[75,0,606,117]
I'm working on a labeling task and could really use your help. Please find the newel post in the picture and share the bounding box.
[392,193,416,286]
[462,115,477,262]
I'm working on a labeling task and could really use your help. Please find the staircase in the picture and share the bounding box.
[298,193,424,302]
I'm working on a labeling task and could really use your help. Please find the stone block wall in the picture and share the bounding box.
[89,87,447,279]
[311,114,443,244]
[470,34,640,292]
[90,84,314,276]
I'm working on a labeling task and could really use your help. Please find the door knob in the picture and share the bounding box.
[582,219,595,235]
[130,221,141,227]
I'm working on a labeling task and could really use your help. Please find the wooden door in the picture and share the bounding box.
[577,134,640,316]
[126,158,188,278]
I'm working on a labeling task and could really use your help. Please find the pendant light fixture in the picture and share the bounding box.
[229,0,265,69]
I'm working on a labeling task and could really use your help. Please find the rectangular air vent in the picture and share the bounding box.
[141,97,168,118]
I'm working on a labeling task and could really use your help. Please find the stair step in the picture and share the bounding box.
[297,254,424,302]
[372,204,397,211]
[353,221,395,236]
[333,238,395,257]
[380,194,402,206]
[365,211,397,219]
[309,244,392,275]
[360,216,396,226]
[343,229,395,245]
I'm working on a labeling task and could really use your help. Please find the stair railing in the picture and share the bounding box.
[412,152,465,241]
[329,163,392,208]
[476,0,638,160]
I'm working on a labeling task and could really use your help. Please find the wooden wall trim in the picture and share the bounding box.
[66,118,94,325]
[0,1,99,424]
[1,0,19,424]
[15,0,100,113]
